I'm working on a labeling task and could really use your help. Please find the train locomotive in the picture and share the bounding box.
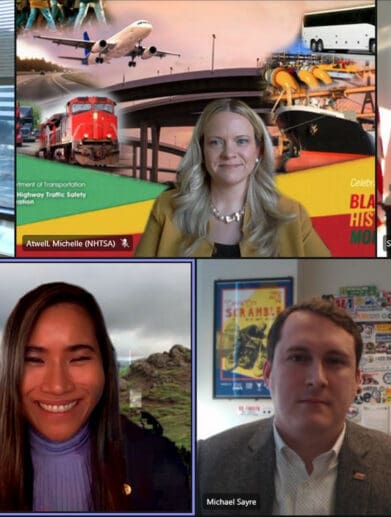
[38,96,119,166]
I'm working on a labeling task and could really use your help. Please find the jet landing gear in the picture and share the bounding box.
[128,42,142,67]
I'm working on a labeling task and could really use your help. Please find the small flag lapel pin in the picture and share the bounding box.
[353,472,366,481]
[123,483,132,495]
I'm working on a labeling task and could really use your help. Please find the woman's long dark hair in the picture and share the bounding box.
[0,282,128,511]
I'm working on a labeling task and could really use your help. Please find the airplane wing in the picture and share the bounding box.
[33,34,116,52]
[34,34,95,50]
[154,49,181,58]
[126,44,180,59]
[58,55,88,61]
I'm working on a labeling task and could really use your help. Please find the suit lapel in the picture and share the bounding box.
[335,421,371,515]
[246,418,276,515]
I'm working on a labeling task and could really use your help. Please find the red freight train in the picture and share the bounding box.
[37,96,119,166]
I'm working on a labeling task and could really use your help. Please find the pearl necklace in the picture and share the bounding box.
[211,203,245,224]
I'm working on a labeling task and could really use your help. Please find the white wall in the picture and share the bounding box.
[298,259,391,300]
[197,259,299,439]
[197,259,391,439]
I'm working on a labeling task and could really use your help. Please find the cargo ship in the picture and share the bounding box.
[274,104,375,172]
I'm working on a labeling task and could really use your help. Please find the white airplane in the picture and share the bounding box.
[34,20,180,67]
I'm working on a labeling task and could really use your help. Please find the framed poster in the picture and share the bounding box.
[213,277,293,398]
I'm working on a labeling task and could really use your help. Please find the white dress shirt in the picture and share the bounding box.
[272,422,346,515]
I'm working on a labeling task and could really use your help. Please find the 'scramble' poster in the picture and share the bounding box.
[214,277,293,398]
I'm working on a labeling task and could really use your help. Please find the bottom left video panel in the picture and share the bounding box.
[0,260,195,515]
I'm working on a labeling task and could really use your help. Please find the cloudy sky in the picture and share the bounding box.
[0,262,192,362]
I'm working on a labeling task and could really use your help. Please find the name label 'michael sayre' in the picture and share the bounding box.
[203,494,260,510]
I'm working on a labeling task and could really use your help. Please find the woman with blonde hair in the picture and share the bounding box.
[135,98,330,257]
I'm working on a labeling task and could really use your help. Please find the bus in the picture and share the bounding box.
[302,4,375,54]
[19,105,36,142]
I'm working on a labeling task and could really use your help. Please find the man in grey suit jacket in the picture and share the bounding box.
[198,299,391,515]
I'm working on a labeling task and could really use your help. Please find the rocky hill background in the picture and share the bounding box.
[119,344,191,452]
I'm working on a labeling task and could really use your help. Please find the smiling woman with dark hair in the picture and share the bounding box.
[0,282,190,512]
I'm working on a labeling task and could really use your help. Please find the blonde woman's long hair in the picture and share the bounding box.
[172,98,294,256]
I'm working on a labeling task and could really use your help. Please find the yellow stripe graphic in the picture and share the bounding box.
[277,157,374,217]
[17,200,153,245]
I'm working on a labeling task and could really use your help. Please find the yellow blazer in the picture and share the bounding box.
[134,189,331,257]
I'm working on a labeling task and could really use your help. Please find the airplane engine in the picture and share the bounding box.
[141,46,157,59]
[91,40,108,53]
